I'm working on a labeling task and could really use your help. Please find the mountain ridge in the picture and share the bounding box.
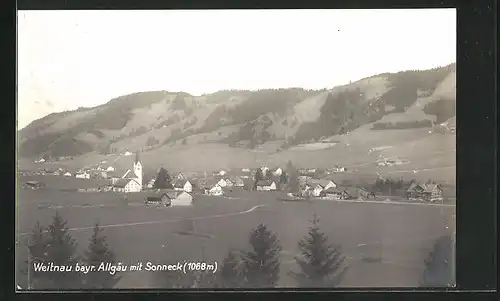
[18,63,456,160]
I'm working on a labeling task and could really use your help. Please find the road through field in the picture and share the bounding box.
[18,204,267,236]
[17,192,455,288]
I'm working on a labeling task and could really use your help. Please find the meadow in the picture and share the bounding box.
[16,187,455,288]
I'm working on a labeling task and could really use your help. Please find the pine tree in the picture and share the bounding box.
[254,168,263,189]
[43,212,82,289]
[240,224,282,288]
[219,250,245,288]
[83,223,121,289]
[279,171,288,185]
[289,214,347,287]
[153,167,173,189]
[24,222,51,289]
[421,235,454,287]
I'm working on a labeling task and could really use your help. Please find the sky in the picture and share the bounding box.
[17,9,456,129]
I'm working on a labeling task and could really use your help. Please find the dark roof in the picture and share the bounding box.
[324,187,345,194]
[407,183,441,193]
[135,152,140,164]
[149,189,179,199]
[26,181,41,185]
[174,179,188,188]
[113,178,140,188]
[308,179,333,188]
[256,179,274,186]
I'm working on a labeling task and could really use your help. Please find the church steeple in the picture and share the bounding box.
[133,151,143,190]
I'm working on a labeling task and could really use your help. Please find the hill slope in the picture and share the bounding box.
[18,63,456,161]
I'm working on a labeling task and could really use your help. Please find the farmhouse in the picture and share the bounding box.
[144,190,194,207]
[76,172,90,179]
[272,167,283,177]
[216,178,230,188]
[112,179,142,193]
[23,181,45,189]
[321,187,349,200]
[208,185,224,196]
[331,165,346,173]
[358,187,376,199]
[406,183,443,202]
[173,191,194,206]
[173,179,193,193]
[106,166,115,172]
[308,179,338,197]
[256,180,277,191]
[63,172,72,177]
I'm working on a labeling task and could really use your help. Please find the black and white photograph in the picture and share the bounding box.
[16,9,456,290]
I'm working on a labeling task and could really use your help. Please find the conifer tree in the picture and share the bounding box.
[421,235,454,287]
[289,214,347,287]
[286,160,299,193]
[83,223,121,289]
[279,171,288,185]
[153,167,173,189]
[24,222,51,289]
[240,224,282,288]
[41,212,82,289]
[218,250,245,288]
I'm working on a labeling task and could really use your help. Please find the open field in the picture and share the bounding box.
[16,187,455,288]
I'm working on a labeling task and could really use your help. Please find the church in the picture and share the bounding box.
[111,152,143,193]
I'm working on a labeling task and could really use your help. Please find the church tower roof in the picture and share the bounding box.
[135,152,140,164]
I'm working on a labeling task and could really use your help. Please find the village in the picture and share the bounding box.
[20,150,448,208]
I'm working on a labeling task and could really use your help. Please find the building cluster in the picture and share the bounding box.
[22,154,445,204]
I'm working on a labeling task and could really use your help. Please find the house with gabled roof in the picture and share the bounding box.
[255,179,277,191]
[307,179,338,197]
[112,178,142,193]
[173,179,193,193]
[321,187,349,200]
[406,182,443,202]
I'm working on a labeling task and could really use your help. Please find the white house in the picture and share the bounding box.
[76,172,91,179]
[321,187,348,200]
[216,178,228,188]
[208,185,224,196]
[106,166,115,172]
[174,179,193,193]
[224,179,234,187]
[147,178,155,189]
[331,166,346,173]
[63,172,72,177]
[112,178,142,193]
[260,166,270,177]
[218,170,227,176]
[308,179,337,197]
[255,180,277,191]
[176,173,186,180]
[272,168,283,177]
[241,168,251,172]
[171,191,193,206]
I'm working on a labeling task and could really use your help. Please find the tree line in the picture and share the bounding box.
[372,178,438,196]
[21,211,454,289]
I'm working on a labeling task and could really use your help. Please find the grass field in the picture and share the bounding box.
[16,186,456,288]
